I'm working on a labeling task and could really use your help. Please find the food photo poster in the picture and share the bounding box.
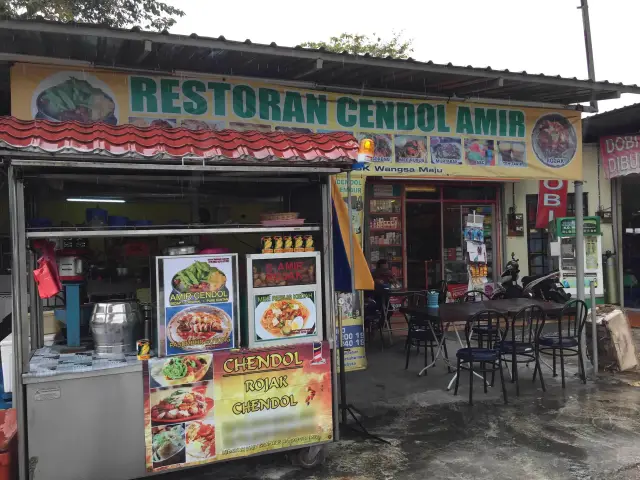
[253,291,317,344]
[143,343,334,473]
[159,255,237,356]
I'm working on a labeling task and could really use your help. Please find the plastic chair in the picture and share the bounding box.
[363,294,384,345]
[537,299,588,387]
[459,290,496,348]
[499,304,546,396]
[454,309,508,405]
[401,304,449,372]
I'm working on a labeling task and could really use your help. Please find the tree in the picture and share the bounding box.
[300,32,414,59]
[0,0,185,31]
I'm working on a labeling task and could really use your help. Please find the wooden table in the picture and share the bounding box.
[401,298,565,385]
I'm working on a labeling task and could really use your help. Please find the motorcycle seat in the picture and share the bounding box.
[522,274,546,287]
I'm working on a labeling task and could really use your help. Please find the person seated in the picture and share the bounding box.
[372,259,396,289]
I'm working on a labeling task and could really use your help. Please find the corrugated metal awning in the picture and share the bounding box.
[0,19,638,110]
[0,117,357,166]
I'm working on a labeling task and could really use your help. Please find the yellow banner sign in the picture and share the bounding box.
[335,173,367,372]
[144,342,332,473]
[11,63,582,180]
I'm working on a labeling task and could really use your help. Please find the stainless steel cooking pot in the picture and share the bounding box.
[90,301,142,355]
[163,240,197,256]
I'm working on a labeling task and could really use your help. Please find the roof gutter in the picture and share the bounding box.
[0,19,638,95]
[1,53,597,113]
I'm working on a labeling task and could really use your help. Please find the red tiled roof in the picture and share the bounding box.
[0,117,357,165]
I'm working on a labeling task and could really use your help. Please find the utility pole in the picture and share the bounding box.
[578,0,598,111]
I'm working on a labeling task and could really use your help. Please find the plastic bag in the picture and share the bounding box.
[32,240,62,299]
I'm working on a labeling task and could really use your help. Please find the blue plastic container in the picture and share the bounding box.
[108,216,129,228]
[131,220,153,226]
[86,208,108,225]
[28,218,52,228]
[427,290,440,308]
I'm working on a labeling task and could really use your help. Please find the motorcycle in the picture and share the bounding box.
[491,253,524,299]
[521,271,571,303]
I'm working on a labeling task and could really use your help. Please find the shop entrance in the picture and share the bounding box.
[366,182,501,292]
[405,203,497,291]
[405,202,440,290]
[620,175,640,308]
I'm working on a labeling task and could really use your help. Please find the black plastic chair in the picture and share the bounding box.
[499,305,546,396]
[459,290,497,348]
[454,309,508,405]
[363,294,384,345]
[537,299,588,387]
[401,306,449,372]
[437,280,448,304]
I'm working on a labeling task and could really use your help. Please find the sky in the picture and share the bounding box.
[165,0,638,113]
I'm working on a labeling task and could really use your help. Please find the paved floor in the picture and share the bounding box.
[157,339,640,480]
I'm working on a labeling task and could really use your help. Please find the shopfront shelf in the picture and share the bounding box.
[369,228,402,232]
[370,212,401,216]
[370,244,402,247]
[26,224,322,239]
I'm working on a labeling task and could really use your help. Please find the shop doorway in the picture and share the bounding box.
[366,182,500,292]
[620,176,640,308]
[405,203,496,291]
[405,202,441,290]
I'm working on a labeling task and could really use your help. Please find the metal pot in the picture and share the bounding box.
[90,301,142,355]
[163,240,197,256]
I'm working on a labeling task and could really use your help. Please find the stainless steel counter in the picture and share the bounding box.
[23,363,141,384]
[24,346,143,383]
[26,370,149,480]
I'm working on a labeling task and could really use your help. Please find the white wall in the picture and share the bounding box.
[504,143,612,278]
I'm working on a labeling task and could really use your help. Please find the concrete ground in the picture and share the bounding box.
[159,332,640,480]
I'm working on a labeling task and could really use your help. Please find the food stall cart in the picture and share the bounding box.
[2,119,357,480]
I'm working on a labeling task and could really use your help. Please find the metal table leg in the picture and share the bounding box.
[381,296,393,345]
[417,320,451,376]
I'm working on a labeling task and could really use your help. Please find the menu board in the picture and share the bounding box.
[143,342,333,473]
[157,254,238,356]
[246,253,323,348]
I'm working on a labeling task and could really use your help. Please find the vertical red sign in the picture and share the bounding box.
[535,180,568,228]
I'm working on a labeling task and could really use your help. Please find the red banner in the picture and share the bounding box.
[535,180,568,229]
[600,135,640,179]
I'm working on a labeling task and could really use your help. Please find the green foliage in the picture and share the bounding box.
[0,0,185,31]
[300,32,414,59]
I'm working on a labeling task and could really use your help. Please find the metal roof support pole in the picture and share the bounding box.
[322,178,339,441]
[579,0,598,111]
[8,165,28,480]
[574,181,588,377]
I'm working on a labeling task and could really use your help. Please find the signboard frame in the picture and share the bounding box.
[11,63,584,181]
[156,254,240,357]
[246,252,323,348]
[143,341,333,473]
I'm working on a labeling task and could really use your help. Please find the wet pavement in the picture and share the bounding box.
[154,336,640,480]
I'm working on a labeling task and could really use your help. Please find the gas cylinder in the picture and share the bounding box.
[604,251,619,304]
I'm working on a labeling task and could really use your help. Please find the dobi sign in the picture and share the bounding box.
[535,180,568,229]
[600,135,640,179]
